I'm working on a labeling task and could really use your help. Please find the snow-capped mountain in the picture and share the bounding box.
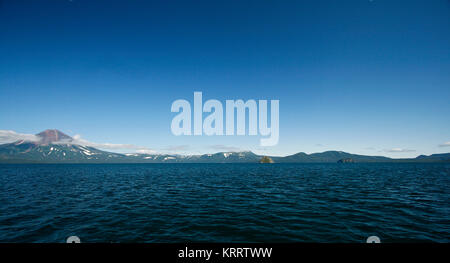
[0,129,448,163]
[0,130,262,163]
[0,130,124,163]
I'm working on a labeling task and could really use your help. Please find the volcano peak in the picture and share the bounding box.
[36,129,72,144]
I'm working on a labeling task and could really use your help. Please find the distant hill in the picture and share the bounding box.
[272,151,392,163]
[411,153,450,162]
[0,129,449,164]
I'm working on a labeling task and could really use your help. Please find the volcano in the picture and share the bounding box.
[35,129,73,145]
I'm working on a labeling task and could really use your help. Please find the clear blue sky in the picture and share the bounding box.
[1,0,449,157]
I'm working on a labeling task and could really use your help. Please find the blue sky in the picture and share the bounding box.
[0,0,449,157]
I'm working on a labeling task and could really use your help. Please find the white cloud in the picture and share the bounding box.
[58,134,155,153]
[0,130,40,144]
[209,144,242,152]
[384,148,416,153]
[439,141,450,147]
[135,149,157,154]
[163,145,190,151]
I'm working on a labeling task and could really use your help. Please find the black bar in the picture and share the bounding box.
[0,243,447,262]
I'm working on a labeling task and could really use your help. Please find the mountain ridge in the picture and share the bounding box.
[0,130,449,163]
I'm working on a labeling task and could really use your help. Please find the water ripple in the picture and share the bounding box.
[0,163,449,242]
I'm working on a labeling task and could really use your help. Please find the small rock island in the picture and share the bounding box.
[337,158,354,163]
[260,156,274,163]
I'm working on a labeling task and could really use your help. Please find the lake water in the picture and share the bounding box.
[0,163,449,242]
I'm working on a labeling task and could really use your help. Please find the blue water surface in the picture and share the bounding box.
[0,163,449,242]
